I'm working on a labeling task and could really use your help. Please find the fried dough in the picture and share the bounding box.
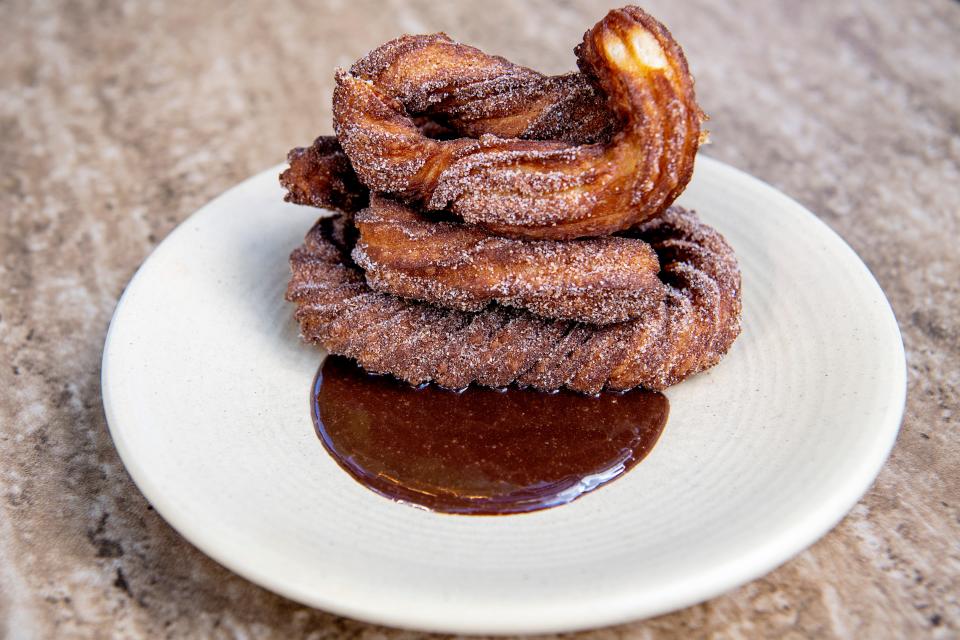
[333,6,704,239]
[287,207,741,393]
[352,195,664,324]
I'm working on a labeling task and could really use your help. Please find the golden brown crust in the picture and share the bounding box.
[279,136,369,213]
[279,39,616,216]
[332,6,704,240]
[347,33,614,144]
[352,195,665,324]
[286,207,741,393]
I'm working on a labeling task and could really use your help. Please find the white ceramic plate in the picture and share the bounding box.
[102,156,905,635]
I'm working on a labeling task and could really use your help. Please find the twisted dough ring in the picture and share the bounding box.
[353,195,665,325]
[343,33,614,145]
[332,6,704,240]
[286,207,740,394]
[281,31,617,214]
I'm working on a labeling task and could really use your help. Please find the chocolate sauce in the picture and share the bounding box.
[312,356,669,515]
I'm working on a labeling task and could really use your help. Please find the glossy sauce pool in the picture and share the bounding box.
[312,356,669,515]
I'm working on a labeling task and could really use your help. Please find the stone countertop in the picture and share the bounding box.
[1,0,957,637]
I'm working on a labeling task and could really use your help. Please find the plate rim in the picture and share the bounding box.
[101,155,906,635]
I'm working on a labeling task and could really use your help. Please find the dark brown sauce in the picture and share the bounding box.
[312,356,669,515]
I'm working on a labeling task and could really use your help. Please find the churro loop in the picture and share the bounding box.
[332,6,704,240]
[281,35,617,213]
[352,195,665,325]
[345,33,614,145]
[286,207,740,394]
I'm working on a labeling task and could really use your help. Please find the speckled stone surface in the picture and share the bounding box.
[1,1,957,638]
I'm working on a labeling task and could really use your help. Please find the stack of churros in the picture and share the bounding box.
[281,6,741,394]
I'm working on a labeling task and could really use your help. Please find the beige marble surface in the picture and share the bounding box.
[1,0,958,637]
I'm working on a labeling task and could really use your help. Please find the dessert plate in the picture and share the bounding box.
[101,156,905,634]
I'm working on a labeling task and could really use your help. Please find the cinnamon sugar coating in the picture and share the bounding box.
[279,136,369,213]
[346,33,614,145]
[332,6,705,240]
[353,195,664,325]
[280,38,620,214]
[280,31,621,214]
[286,207,741,393]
